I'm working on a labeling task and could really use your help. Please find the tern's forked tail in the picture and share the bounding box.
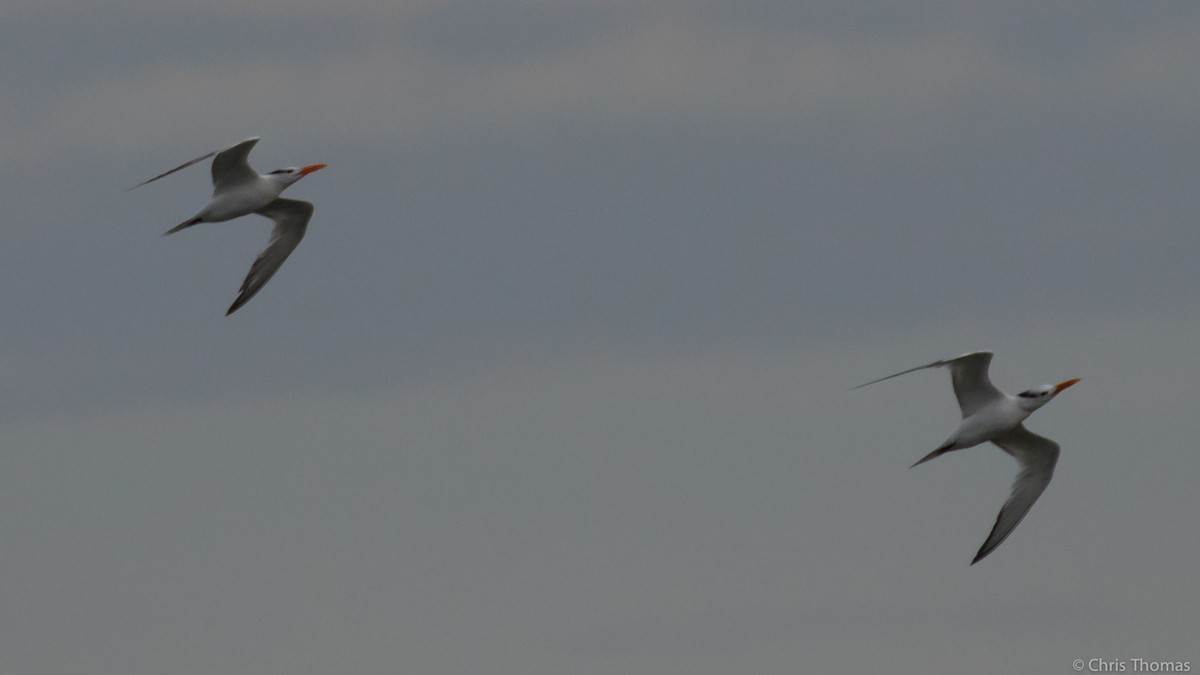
[911,442,957,468]
[164,216,202,236]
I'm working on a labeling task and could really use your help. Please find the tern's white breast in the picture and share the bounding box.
[954,397,1029,447]
[203,177,282,222]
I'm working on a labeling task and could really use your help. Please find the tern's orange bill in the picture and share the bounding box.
[1053,377,1081,393]
[299,163,327,176]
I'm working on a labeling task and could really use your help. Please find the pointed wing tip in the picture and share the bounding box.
[125,177,159,191]
[226,290,253,315]
[230,136,262,151]
[851,359,949,391]
[226,290,250,315]
[849,375,894,391]
[970,547,992,566]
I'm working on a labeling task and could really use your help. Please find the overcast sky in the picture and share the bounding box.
[3,2,1199,674]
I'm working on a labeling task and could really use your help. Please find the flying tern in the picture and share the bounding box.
[129,136,326,315]
[853,351,1079,565]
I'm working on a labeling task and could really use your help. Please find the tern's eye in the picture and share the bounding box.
[268,169,287,175]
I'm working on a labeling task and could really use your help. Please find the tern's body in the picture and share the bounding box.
[935,394,1033,455]
[129,136,326,314]
[189,173,291,224]
[854,351,1079,564]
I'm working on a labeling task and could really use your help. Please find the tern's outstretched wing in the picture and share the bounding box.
[126,136,259,191]
[226,197,311,315]
[972,425,1059,565]
[853,351,1002,417]
[943,351,1003,417]
[210,137,260,191]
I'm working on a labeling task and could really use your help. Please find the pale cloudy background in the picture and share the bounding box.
[2,2,1199,673]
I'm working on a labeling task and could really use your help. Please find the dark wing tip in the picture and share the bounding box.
[970,544,994,566]
[125,176,159,191]
[226,282,253,315]
[970,509,1012,566]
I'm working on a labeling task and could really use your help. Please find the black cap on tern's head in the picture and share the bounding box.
[1016,378,1080,409]
[266,163,327,184]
